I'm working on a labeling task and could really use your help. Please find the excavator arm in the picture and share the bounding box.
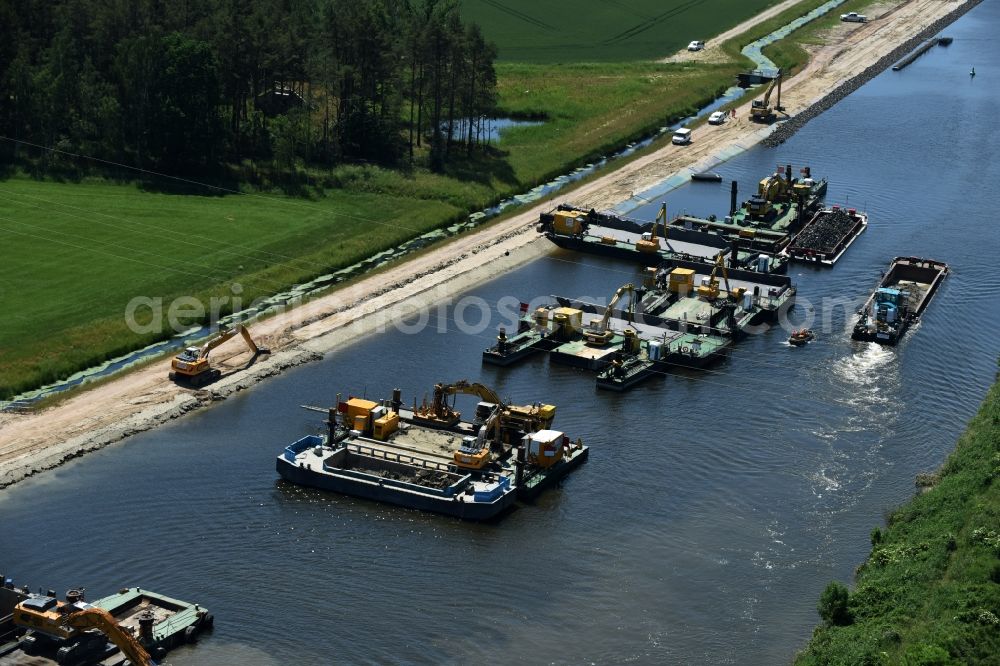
[636,203,668,253]
[696,256,732,299]
[443,380,504,408]
[199,324,262,360]
[583,283,636,345]
[751,69,782,121]
[65,608,153,666]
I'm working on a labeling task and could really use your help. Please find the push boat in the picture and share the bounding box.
[851,257,948,345]
[788,329,814,346]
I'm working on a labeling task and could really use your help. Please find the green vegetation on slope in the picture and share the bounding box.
[460,0,781,63]
[797,377,1000,665]
[495,60,743,181]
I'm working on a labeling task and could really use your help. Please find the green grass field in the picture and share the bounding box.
[460,0,782,62]
[797,376,1000,664]
[0,177,465,398]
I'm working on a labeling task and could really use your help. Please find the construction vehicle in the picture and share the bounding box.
[583,283,636,345]
[412,380,556,469]
[750,69,782,123]
[14,592,153,665]
[696,256,734,300]
[636,203,668,253]
[169,324,269,386]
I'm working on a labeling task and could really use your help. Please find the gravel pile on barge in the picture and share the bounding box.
[787,206,868,265]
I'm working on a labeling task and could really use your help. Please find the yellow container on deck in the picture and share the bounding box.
[372,411,399,440]
[353,414,369,432]
[668,268,695,294]
[537,404,556,428]
[552,210,585,235]
[346,398,377,421]
[553,307,582,332]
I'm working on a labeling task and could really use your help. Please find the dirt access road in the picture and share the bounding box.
[0,0,972,488]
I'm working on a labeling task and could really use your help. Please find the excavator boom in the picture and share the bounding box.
[443,380,503,408]
[66,608,153,666]
[696,256,732,299]
[584,283,635,345]
[636,203,668,253]
[14,599,154,666]
[751,69,782,122]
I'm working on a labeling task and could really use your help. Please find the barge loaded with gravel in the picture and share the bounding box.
[279,383,588,520]
[851,257,948,345]
[0,579,212,665]
[672,166,827,254]
[786,205,868,265]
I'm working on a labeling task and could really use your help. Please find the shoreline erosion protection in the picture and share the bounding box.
[0,0,978,489]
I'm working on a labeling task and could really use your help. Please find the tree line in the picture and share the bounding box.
[0,0,498,174]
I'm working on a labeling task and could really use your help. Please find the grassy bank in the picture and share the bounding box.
[796,376,1000,664]
[719,0,833,64]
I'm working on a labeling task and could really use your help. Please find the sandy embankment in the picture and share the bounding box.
[0,0,976,489]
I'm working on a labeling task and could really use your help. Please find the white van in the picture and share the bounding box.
[672,128,692,145]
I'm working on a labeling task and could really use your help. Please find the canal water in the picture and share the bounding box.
[2,4,998,664]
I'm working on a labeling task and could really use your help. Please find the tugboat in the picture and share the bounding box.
[788,329,814,346]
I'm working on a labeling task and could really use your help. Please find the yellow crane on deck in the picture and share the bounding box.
[696,256,734,300]
[583,283,636,346]
[14,596,154,665]
[413,380,556,470]
[636,203,669,253]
